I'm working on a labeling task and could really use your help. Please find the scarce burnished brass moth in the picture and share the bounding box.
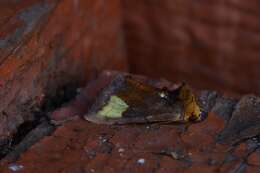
[84,74,202,124]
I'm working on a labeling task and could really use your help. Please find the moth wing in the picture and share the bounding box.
[85,112,184,125]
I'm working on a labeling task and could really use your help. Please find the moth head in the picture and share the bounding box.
[158,87,171,100]
[158,91,168,99]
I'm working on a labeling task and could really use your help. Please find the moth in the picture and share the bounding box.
[84,74,202,124]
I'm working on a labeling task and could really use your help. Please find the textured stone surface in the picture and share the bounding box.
[0,117,229,173]
[1,72,260,173]
[0,0,127,141]
[1,0,260,172]
[218,95,260,144]
[248,149,260,166]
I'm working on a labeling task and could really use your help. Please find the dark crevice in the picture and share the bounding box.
[11,119,41,146]
[0,117,46,160]
[41,82,79,112]
[0,82,79,162]
[0,139,12,159]
[2,121,55,163]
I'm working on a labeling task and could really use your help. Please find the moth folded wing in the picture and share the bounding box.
[85,96,185,124]
[122,104,186,124]
[84,95,130,124]
[84,114,121,125]
[85,116,148,125]
[85,112,185,125]
[84,77,202,124]
[145,113,184,123]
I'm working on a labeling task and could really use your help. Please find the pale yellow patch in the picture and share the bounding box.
[97,95,129,118]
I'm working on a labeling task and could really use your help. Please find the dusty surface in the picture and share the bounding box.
[1,72,260,173]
